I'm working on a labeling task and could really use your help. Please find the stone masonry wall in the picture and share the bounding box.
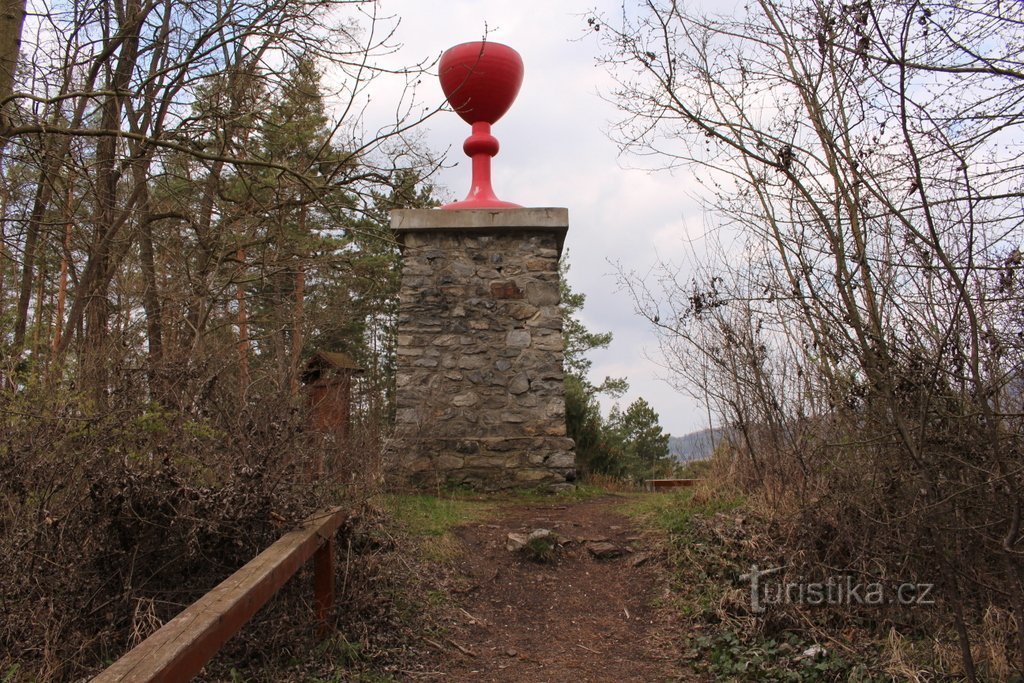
[391,209,575,490]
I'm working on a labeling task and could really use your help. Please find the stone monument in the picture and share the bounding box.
[391,41,575,489]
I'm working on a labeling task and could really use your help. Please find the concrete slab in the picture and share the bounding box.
[391,207,568,231]
[392,208,569,256]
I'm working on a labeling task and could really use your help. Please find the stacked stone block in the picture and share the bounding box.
[391,208,575,490]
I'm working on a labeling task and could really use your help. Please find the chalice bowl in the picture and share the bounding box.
[439,41,523,209]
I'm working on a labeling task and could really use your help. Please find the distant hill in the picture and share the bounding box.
[668,427,723,463]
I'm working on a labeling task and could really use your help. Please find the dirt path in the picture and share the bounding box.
[430,495,683,682]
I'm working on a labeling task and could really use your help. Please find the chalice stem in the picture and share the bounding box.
[464,121,499,204]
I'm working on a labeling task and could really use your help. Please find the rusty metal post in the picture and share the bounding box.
[313,536,335,636]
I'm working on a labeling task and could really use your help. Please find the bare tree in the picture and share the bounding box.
[1,0,438,398]
[0,2,442,677]
[596,0,1024,676]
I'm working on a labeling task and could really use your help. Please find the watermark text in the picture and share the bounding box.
[739,565,934,613]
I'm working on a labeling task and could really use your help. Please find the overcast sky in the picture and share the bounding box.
[359,0,719,437]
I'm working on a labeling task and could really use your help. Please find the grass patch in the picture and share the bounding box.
[621,487,746,621]
[524,535,557,563]
[619,487,744,539]
[379,494,491,538]
[378,493,493,562]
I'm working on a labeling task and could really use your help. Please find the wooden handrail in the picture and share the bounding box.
[92,507,348,683]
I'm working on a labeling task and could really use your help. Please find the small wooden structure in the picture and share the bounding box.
[302,351,361,438]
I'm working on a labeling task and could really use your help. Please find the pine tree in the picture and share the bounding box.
[560,258,629,476]
[613,397,671,479]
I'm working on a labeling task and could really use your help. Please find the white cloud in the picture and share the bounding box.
[356,0,714,436]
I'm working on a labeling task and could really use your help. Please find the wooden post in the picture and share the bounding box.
[313,536,335,636]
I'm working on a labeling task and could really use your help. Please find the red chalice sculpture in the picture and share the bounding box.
[439,41,523,209]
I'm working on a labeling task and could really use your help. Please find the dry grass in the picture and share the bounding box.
[583,472,642,493]
[621,470,1024,681]
[0,376,394,681]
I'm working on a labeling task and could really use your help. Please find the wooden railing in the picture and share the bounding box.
[92,507,348,683]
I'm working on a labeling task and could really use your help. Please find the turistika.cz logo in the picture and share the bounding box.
[740,565,935,613]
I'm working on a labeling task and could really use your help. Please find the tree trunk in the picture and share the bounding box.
[13,27,100,352]
[290,205,307,398]
[290,261,305,398]
[129,147,163,396]
[0,0,26,147]
[187,157,224,350]
[236,247,250,401]
[52,217,69,353]
[14,158,55,350]
[82,0,145,400]
[31,232,45,352]
[0,177,8,325]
